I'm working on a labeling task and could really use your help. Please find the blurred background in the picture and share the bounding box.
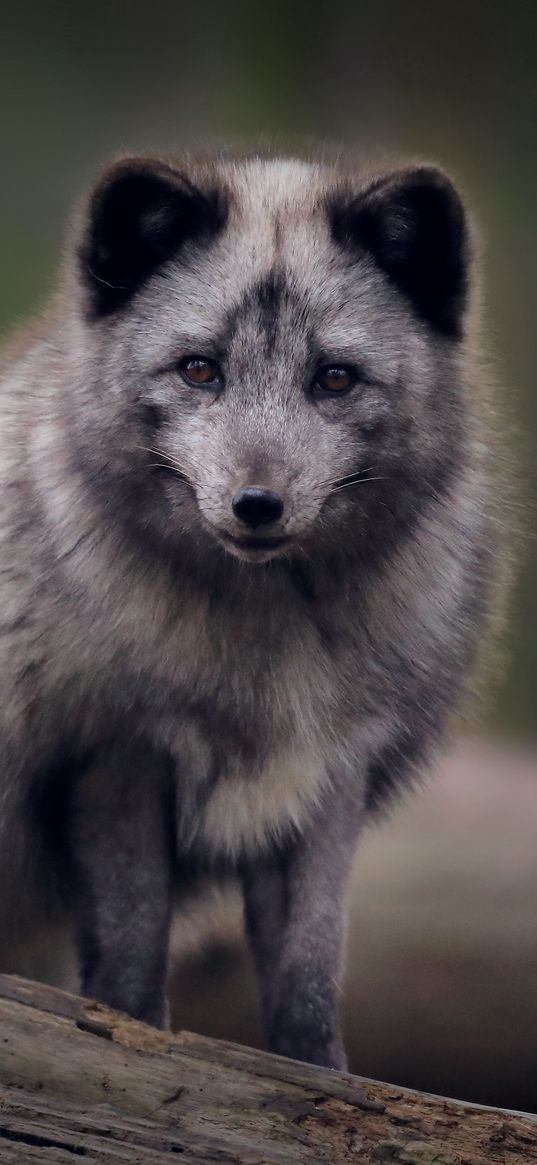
[1,0,536,1113]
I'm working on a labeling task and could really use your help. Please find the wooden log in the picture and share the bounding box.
[0,974,535,1163]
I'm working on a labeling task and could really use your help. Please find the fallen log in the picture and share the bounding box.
[0,974,535,1163]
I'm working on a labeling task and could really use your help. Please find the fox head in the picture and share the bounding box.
[69,153,471,568]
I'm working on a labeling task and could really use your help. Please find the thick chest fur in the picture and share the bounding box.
[179,742,329,860]
[100,577,346,862]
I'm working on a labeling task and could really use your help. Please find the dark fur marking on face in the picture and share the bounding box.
[255,270,287,349]
[224,269,291,357]
[139,402,163,432]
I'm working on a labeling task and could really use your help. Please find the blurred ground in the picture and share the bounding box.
[168,738,537,1112]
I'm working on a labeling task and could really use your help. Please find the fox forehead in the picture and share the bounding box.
[220,156,327,216]
[127,161,379,367]
[186,158,336,288]
[164,156,337,280]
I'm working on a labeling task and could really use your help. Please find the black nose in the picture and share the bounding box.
[232,486,284,527]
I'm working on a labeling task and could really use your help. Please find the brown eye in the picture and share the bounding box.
[315,365,356,394]
[181,357,221,387]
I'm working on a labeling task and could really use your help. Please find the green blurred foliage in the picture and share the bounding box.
[1,0,535,731]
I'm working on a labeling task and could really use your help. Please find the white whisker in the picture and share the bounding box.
[138,445,191,483]
[330,476,386,494]
[320,467,377,490]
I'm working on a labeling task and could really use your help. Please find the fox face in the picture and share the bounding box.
[72,154,470,567]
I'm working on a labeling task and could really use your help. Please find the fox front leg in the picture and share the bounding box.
[242,772,365,1070]
[69,743,174,1027]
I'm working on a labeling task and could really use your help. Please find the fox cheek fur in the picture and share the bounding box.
[0,151,505,1071]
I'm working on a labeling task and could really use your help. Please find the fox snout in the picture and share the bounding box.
[231,487,284,528]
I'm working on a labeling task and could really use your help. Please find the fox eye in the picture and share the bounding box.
[180,357,222,388]
[314,365,357,395]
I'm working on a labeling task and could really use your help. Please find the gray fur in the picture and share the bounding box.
[0,152,503,1069]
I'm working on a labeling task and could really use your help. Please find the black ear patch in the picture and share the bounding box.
[79,159,228,318]
[329,166,470,337]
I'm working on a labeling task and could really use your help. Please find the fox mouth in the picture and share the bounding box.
[218,530,291,560]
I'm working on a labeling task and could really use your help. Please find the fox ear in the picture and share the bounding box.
[78,157,227,318]
[330,166,470,337]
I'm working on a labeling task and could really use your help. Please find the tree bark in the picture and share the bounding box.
[0,973,535,1163]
